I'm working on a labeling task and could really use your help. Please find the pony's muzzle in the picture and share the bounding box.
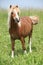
[15,18,20,22]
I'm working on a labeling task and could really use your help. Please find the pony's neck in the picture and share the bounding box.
[10,17,18,29]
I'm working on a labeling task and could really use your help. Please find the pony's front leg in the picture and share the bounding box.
[21,37,27,54]
[11,37,15,58]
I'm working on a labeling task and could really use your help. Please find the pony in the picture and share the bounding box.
[8,5,38,58]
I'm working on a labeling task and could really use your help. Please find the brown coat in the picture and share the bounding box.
[9,16,33,40]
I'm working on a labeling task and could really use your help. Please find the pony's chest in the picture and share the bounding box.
[9,28,20,39]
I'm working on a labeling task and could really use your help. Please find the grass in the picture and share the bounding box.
[0,9,43,65]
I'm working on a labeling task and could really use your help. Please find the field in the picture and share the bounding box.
[0,9,43,65]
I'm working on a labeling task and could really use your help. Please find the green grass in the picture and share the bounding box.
[0,9,43,65]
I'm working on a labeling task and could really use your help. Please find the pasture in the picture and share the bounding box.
[0,9,43,65]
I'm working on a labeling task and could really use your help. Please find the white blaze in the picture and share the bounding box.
[13,10,19,21]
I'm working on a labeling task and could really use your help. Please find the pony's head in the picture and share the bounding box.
[9,5,20,23]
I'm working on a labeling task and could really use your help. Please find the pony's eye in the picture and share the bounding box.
[11,12,16,17]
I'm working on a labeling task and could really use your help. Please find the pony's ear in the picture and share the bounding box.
[16,5,18,8]
[10,5,12,8]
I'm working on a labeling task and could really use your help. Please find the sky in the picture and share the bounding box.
[0,0,43,9]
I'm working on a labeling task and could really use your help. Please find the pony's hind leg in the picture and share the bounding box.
[11,37,15,58]
[29,33,32,53]
[29,37,32,53]
[21,37,27,54]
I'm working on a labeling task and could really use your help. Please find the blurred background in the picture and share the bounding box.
[0,0,43,9]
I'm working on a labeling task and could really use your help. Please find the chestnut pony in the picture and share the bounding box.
[8,5,38,58]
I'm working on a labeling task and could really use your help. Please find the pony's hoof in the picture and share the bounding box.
[30,50,32,53]
[11,55,14,58]
[24,50,27,54]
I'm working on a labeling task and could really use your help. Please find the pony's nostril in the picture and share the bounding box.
[17,20,19,22]
[15,18,19,22]
[11,12,13,14]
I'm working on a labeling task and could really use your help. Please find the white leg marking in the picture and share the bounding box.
[29,38,32,53]
[24,50,27,54]
[11,51,14,58]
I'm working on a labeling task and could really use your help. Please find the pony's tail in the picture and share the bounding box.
[29,16,39,25]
